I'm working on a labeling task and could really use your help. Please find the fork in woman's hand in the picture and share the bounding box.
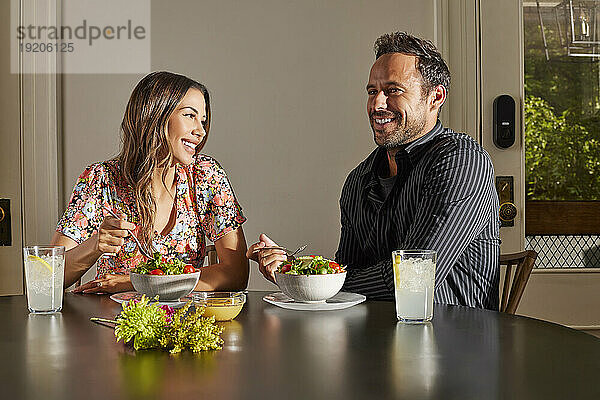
[103,207,154,259]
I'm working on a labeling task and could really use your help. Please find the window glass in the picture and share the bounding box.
[524,2,600,201]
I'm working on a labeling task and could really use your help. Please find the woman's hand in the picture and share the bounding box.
[246,233,287,283]
[95,215,136,255]
[72,273,133,294]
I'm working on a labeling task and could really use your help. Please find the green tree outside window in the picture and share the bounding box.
[524,9,600,201]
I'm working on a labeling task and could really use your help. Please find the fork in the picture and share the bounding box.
[103,207,155,259]
[254,244,307,261]
[287,244,307,260]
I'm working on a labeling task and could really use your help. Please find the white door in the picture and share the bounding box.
[481,0,600,332]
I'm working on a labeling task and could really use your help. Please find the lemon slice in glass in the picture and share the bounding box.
[28,255,53,273]
[393,255,402,282]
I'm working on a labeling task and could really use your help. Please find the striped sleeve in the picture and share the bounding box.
[335,182,358,268]
[402,148,496,290]
[337,196,395,300]
[341,259,394,300]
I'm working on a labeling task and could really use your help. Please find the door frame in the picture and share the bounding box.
[0,0,24,295]
[19,0,63,247]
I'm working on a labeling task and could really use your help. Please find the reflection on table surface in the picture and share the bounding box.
[1,292,599,400]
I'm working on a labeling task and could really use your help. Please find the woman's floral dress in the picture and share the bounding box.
[56,155,246,278]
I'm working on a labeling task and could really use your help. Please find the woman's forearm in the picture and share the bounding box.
[194,259,249,291]
[51,232,102,287]
[195,228,249,291]
[64,236,103,287]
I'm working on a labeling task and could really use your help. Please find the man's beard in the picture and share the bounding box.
[370,109,427,149]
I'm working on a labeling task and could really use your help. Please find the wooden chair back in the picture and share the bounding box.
[206,244,218,265]
[500,250,538,314]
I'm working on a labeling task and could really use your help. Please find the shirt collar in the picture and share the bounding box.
[360,120,444,177]
[405,119,443,153]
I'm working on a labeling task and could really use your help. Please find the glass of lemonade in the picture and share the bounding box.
[23,246,65,313]
[392,250,436,323]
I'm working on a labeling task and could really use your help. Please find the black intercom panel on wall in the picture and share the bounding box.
[493,94,515,149]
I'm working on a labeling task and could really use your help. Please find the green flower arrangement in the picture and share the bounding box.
[91,295,223,354]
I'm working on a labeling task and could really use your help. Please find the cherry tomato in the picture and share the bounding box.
[150,269,164,275]
[328,262,342,273]
[280,264,291,273]
[183,265,195,274]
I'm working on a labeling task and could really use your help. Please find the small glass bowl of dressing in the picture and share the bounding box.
[192,291,246,321]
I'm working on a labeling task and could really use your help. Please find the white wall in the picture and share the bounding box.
[61,0,436,290]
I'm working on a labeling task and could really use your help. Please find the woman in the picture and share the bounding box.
[51,71,249,293]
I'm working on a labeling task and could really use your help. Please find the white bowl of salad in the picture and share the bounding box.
[274,256,346,303]
[130,253,200,301]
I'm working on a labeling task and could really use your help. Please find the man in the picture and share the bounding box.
[248,32,500,310]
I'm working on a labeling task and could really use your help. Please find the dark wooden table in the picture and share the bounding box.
[1,292,599,399]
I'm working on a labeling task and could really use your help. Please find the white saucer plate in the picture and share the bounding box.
[110,291,195,308]
[263,291,366,311]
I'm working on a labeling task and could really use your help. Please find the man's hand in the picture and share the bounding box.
[72,273,133,294]
[246,233,287,283]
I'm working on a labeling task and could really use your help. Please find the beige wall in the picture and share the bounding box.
[518,271,600,328]
[61,0,437,289]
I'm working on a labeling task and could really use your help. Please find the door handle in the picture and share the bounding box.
[495,177,516,227]
[0,199,11,246]
[499,201,517,223]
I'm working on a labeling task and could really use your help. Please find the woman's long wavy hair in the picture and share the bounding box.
[117,71,211,249]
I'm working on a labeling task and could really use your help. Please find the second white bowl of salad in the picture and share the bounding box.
[274,256,346,303]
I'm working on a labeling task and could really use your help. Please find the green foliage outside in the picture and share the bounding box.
[524,96,600,199]
[524,10,600,200]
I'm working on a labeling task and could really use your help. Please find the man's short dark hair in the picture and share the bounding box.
[374,32,451,96]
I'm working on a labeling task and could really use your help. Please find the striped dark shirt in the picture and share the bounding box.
[337,121,500,310]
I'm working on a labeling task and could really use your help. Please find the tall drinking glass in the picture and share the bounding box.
[23,246,65,313]
[392,250,436,323]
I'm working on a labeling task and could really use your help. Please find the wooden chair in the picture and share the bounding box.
[499,250,538,314]
[206,244,218,265]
